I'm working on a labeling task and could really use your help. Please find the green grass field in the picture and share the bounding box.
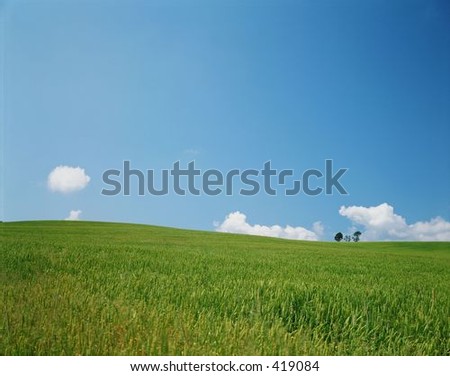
[1,221,449,355]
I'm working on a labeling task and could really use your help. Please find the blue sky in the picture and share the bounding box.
[2,0,450,240]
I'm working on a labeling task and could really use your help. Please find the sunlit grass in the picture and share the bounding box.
[1,221,449,355]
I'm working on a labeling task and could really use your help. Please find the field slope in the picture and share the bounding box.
[1,221,449,355]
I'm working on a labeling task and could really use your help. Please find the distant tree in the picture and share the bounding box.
[352,231,362,242]
[344,235,352,242]
[334,232,343,242]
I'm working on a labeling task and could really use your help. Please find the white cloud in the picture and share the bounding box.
[48,166,90,193]
[65,210,82,221]
[312,221,324,237]
[339,203,450,241]
[184,148,200,156]
[215,211,321,241]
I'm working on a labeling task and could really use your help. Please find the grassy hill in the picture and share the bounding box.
[1,220,449,355]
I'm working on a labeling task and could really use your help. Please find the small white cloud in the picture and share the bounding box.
[312,221,324,237]
[48,166,90,193]
[215,211,320,241]
[65,210,82,221]
[184,148,200,156]
[339,203,450,241]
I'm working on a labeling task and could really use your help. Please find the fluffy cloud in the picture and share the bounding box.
[65,210,82,221]
[215,211,321,241]
[48,166,90,193]
[312,221,325,237]
[339,203,450,241]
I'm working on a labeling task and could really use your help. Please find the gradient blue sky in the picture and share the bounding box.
[2,0,450,240]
